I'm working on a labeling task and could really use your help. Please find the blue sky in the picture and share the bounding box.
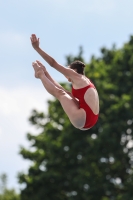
[0,0,133,191]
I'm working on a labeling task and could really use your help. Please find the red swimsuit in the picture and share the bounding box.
[72,81,99,129]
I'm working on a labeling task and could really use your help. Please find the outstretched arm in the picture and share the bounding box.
[30,34,56,67]
[30,34,79,79]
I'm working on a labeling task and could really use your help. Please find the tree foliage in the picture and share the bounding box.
[18,36,133,200]
[0,174,20,200]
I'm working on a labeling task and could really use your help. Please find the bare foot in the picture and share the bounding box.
[32,62,44,79]
[36,60,47,73]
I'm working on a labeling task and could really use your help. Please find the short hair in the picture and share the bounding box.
[69,60,85,75]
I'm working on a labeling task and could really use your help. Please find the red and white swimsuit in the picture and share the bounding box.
[72,81,99,129]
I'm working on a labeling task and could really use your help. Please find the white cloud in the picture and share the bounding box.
[0,85,52,189]
[0,86,51,116]
[0,85,52,148]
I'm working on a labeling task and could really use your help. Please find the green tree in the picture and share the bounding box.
[0,174,20,200]
[18,36,133,200]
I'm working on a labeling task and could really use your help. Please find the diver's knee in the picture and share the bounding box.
[55,88,66,99]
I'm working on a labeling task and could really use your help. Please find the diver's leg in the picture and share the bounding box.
[32,62,86,129]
